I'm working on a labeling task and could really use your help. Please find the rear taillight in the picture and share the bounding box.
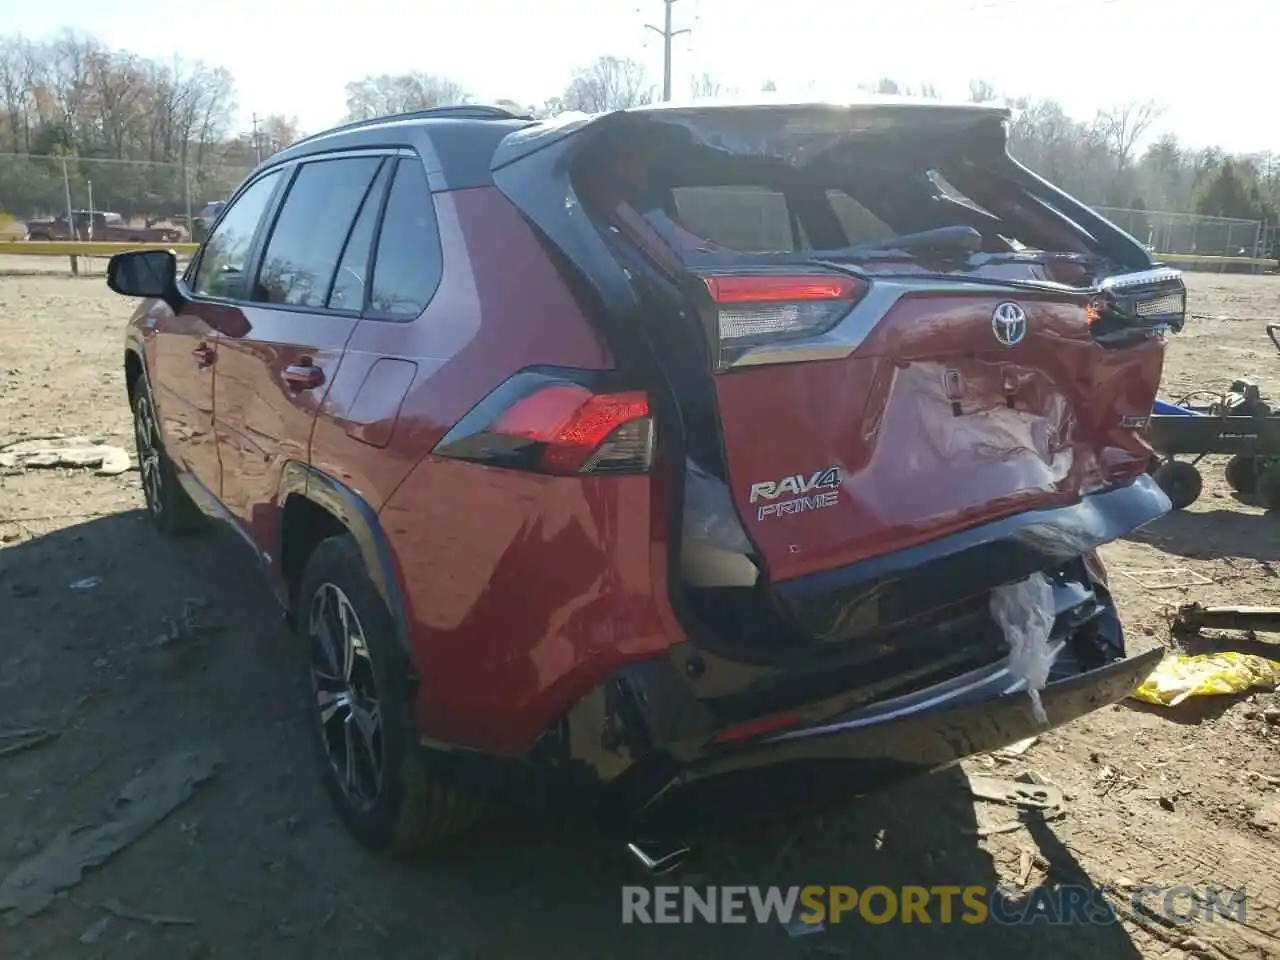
[1089,267,1186,345]
[433,371,654,476]
[698,271,868,370]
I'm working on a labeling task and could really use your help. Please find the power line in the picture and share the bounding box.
[644,0,691,102]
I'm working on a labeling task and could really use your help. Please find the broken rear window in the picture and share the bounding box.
[578,113,1099,267]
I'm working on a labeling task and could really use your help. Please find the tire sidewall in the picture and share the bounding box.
[1257,464,1280,509]
[131,380,179,531]
[1153,460,1203,510]
[296,535,418,850]
[1224,455,1258,494]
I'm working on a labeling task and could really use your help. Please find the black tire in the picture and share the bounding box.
[1152,459,1203,510]
[131,378,203,535]
[297,535,484,853]
[1224,455,1258,494]
[1257,464,1280,509]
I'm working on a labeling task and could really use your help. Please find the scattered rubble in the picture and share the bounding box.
[0,745,223,921]
[0,435,132,476]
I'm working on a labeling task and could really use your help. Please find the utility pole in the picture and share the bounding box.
[644,0,691,102]
[251,113,262,164]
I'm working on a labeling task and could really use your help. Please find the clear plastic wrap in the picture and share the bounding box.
[682,458,754,555]
[990,572,1058,725]
[680,459,759,588]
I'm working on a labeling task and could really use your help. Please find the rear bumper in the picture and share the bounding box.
[617,646,1161,827]
[774,474,1170,645]
[529,480,1169,827]
[687,646,1157,781]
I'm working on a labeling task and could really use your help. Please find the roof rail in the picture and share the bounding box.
[288,104,534,149]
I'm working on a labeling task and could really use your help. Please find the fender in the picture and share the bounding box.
[276,462,416,676]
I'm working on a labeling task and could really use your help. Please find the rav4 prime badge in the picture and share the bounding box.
[748,467,842,521]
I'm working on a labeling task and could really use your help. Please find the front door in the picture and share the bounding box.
[151,169,285,499]
[213,153,391,554]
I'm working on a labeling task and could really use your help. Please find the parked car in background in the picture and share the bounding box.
[107,100,1184,857]
[25,210,183,243]
[196,201,226,229]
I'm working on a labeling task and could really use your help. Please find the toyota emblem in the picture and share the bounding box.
[992,302,1027,347]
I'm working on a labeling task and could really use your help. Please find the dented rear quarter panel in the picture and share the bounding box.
[362,185,677,753]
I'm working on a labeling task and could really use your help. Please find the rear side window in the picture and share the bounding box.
[254,156,383,308]
[367,159,443,320]
[191,170,281,299]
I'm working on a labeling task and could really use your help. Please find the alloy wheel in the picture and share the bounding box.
[133,394,163,517]
[308,582,384,811]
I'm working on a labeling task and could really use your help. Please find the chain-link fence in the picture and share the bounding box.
[0,153,252,241]
[1095,207,1264,258]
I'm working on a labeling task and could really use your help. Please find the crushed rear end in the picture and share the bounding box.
[483,100,1178,826]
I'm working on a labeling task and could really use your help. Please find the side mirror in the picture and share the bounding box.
[107,250,182,308]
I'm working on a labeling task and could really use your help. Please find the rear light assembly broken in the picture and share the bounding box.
[433,369,654,475]
[695,271,868,370]
[1086,267,1187,345]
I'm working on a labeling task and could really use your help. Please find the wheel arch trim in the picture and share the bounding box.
[124,337,150,398]
[277,462,417,674]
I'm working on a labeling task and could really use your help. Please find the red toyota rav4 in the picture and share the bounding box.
[108,100,1182,855]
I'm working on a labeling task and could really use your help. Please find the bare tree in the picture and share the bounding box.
[1096,99,1161,172]
[0,37,42,153]
[258,114,302,152]
[968,78,998,103]
[342,72,469,121]
[690,72,723,100]
[554,56,654,113]
[87,48,147,159]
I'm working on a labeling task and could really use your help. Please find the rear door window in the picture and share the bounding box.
[327,161,392,311]
[253,155,384,308]
[366,159,444,320]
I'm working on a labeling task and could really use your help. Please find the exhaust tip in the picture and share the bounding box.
[626,838,691,875]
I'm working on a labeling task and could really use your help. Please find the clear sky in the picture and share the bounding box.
[2,0,1273,154]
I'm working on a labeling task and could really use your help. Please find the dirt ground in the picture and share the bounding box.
[1,255,1279,960]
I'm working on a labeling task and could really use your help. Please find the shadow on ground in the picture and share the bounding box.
[0,511,1145,959]
[1124,506,1280,564]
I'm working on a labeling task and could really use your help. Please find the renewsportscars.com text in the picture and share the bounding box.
[622,884,1247,926]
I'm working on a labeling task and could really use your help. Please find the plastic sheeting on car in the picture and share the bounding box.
[1129,652,1280,707]
[990,572,1059,725]
[682,458,754,555]
[679,458,759,588]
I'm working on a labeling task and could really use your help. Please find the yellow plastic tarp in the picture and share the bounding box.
[1130,652,1280,707]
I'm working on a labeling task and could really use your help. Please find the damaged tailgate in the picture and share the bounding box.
[491,100,1180,631]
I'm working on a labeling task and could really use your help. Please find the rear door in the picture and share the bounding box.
[213,153,391,550]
